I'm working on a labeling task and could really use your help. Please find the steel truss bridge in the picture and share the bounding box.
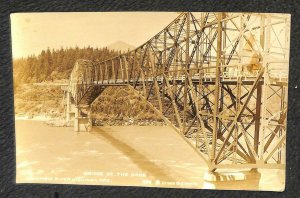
[63,12,290,171]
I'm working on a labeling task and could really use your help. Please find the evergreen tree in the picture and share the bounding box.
[13,46,119,85]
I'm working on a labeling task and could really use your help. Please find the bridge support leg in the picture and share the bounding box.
[66,91,71,126]
[87,110,92,132]
[74,106,79,132]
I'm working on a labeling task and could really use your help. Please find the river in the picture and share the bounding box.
[15,120,285,191]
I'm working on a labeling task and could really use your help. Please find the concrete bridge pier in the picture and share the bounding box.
[74,105,92,132]
[65,91,76,127]
[64,89,92,132]
[203,169,262,190]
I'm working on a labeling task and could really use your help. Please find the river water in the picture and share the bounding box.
[15,120,285,191]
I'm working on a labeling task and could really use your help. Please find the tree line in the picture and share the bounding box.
[13,46,119,85]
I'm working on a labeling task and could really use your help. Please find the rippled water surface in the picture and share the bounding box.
[16,120,285,191]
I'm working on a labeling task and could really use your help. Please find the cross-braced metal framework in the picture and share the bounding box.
[66,12,290,171]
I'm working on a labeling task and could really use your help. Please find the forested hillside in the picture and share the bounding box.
[13,47,119,85]
[13,45,162,124]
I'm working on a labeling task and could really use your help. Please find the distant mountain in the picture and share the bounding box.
[106,41,136,53]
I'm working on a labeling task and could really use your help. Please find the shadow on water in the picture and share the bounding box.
[91,127,175,182]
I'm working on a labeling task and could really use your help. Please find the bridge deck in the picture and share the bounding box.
[65,76,287,88]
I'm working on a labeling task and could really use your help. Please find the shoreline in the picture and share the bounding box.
[14,116,166,127]
[15,115,53,121]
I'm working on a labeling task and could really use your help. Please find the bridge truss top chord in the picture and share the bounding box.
[66,12,290,171]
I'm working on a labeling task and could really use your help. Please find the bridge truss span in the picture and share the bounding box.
[67,12,290,171]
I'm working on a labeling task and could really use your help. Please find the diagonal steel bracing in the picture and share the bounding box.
[66,12,290,171]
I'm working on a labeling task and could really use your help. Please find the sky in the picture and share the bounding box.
[10,12,178,58]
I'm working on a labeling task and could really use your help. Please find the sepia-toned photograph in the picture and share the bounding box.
[11,12,290,191]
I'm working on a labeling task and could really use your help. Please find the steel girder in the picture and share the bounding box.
[68,12,290,171]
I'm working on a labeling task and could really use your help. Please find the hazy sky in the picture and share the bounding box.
[11,12,178,58]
